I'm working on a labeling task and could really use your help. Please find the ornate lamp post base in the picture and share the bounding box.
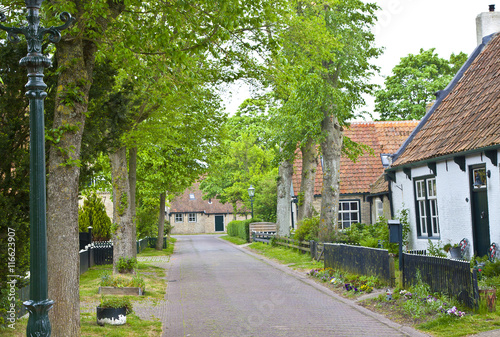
[24,299,55,336]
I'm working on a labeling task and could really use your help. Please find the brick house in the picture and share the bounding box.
[168,181,248,234]
[386,27,500,257]
[292,120,419,229]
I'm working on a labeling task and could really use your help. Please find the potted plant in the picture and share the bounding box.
[443,243,462,259]
[96,296,132,326]
[99,271,145,295]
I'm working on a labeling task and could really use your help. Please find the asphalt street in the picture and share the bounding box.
[160,235,430,337]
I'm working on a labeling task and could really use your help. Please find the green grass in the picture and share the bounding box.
[0,238,174,336]
[0,312,162,337]
[248,242,323,270]
[220,235,248,245]
[418,307,500,336]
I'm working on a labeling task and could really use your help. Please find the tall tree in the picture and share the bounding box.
[41,0,287,334]
[267,0,382,241]
[375,48,467,120]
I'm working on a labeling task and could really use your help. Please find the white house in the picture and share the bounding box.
[386,8,500,258]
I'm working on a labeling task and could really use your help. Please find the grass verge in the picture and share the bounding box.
[220,235,248,245]
[248,242,322,271]
[1,238,174,336]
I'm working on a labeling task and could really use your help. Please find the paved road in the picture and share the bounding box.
[159,235,429,337]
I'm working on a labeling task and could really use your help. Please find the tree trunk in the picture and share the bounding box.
[297,138,318,223]
[46,37,93,337]
[318,111,343,242]
[157,192,166,250]
[129,147,137,230]
[276,158,293,236]
[232,201,238,221]
[110,147,136,273]
[45,2,125,334]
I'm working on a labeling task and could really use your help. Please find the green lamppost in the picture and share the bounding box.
[0,2,74,336]
[248,185,255,219]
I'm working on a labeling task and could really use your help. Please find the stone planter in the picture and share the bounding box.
[479,289,497,312]
[449,246,462,259]
[99,286,144,295]
[96,307,127,326]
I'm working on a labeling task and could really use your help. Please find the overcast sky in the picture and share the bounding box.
[223,0,496,117]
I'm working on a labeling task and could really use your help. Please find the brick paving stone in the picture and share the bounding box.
[154,235,431,337]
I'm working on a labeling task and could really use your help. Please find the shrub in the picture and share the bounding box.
[227,218,254,242]
[482,259,500,277]
[78,191,112,241]
[99,296,133,314]
[294,216,319,242]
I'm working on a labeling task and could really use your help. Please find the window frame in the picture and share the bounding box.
[375,198,384,220]
[174,213,183,223]
[414,175,440,238]
[188,213,197,223]
[338,199,361,230]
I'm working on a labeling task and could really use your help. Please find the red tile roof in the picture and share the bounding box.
[292,121,419,195]
[169,181,236,214]
[392,33,500,167]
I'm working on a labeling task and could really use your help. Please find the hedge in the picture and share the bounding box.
[227,218,255,242]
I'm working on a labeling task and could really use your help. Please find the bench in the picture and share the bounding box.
[249,222,277,244]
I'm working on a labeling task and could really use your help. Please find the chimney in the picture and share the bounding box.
[476,4,500,45]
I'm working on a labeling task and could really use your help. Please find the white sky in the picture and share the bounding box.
[223,0,496,118]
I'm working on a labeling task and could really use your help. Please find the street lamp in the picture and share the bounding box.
[247,185,255,219]
[0,2,74,336]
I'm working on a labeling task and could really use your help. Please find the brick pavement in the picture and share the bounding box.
[133,235,435,337]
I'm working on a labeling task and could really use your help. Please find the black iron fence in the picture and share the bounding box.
[324,243,393,285]
[148,237,167,249]
[402,252,475,307]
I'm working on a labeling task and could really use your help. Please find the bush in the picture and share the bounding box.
[294,216,319,242]
[482,259,500,277]
[78,191,112,241]
[227,218,255,242]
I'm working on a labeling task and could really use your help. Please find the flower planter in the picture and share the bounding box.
[449,246,462,259]
[479,289,497,312]
[99,286,144,295]
[96,307,127,326]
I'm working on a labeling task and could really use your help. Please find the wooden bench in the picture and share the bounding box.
[249,222,277,243]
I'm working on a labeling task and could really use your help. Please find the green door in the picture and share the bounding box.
[215,215,224,232]
[471,167,490,257]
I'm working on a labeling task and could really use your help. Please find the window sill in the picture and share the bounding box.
[417,236,441,240]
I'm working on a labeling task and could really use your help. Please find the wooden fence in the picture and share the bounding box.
[402,252,476,307]
[323,243,394,285]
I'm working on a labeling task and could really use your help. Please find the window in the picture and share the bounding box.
[188,213,197,222]
[189,193,195,200]
[375,198,384,220]
[338,200,360,229]
[415,176,439,237]
[175,214,183,223]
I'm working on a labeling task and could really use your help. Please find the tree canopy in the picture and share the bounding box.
[375,48,468,120]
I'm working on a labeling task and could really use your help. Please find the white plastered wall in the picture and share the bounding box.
[391,150,500,256]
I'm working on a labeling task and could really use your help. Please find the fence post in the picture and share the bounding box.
[87,226,92,269]
[389,254,396,287]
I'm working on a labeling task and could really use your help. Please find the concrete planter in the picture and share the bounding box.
[98,286,144,296]
[96,307,127,326]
